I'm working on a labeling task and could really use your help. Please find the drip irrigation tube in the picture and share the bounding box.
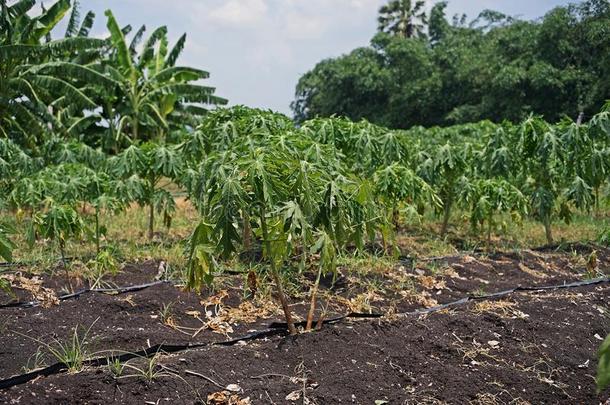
[1,276,608,391]
[0,280,173,309]
[0,328,284,390]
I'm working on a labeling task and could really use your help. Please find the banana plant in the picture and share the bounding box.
[102,10,227,147]
[0,0,114,149]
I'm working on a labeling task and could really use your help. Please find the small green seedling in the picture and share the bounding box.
[108,357,125,378]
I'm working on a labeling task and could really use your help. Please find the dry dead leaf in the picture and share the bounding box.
[201,290,229,307]
[285,390,301,401]
[418,275,446,290]
[5,275,59,308]
[517,263,546,279]
[207,391,251,405]
[416,291,438,308]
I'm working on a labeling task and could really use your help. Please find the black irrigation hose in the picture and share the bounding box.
[0,276,609,391]
[0,328,285,390]
[0,280,173,309]
[266,276,610,329]
[0,256,86,269]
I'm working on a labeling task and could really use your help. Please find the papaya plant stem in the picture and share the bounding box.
[305,265,323,331]
[259,207,297,335]
[315,300,328,330]
[242,211,251,255]
[148,203,154,240]
[95,207,100,254]
[487,214,492,252]
[595,187,600,217]
[392,203,400,231]
[147,174,157,240]
[543,214,553,245]
[59,239,73,293]
[440,196,453,237]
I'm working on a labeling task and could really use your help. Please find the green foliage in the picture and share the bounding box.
[599,333,610,393]
[459,178,527,244]
[0,221,15,262]
[102,10,227,148]
[294,1,610,128]
[112,142,182,238]
[29,200,85,260]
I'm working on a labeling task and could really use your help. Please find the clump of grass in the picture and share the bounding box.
[159,302,175,325]
[107,357,125,378]
[47,322,96,372]
[18,319,99,373]
[22,347,46,373]
[119,353,174,383]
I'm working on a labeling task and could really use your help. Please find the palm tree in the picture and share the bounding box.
[378,0,428,39]
[102,10,227,149]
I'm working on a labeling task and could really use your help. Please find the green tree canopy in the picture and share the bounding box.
[293,0,610,129]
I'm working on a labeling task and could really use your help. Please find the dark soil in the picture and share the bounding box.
[1,243,610,404]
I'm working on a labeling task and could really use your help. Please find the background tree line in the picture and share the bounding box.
[292,0,610,129]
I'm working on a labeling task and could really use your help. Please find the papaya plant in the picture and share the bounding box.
[459,178,527,248]
[0,221,15,262]
[29,200,85,291]
[515,116,564,244]
[112,142,182,239]
[185,138,379,335]
[418,142,470,237]
[373,163,438,251]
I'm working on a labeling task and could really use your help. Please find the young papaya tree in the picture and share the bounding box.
[598,333,610,394]
[0,221,15,295]
[515,116,564,244]
[79,168,131,253]
[373,163,438,251]
[418,142,470,237]
[185,139,378,335]
[0,221,15,263]
[29,199,85,291]
[459,178,528,249]
[111,142,181,239]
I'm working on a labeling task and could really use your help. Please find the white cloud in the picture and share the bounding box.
[208,0,268,27]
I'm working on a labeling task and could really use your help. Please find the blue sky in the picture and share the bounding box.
[81,0,573,114]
